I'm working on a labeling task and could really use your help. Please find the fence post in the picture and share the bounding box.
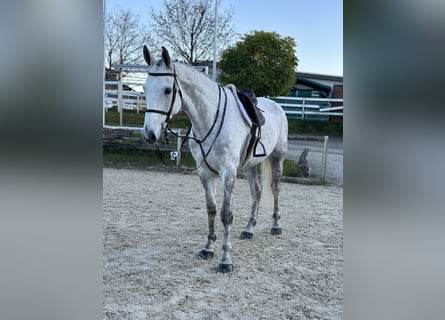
[118,70,123,126]
[321,136,329,182]
[302,98,306,120]
[136,94,140,114]
[176,129,182,167]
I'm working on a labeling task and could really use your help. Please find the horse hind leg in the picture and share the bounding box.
[240,165,261,240]
[270,154,285,235]
[197,173,217,259]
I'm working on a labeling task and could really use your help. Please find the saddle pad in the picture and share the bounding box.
[225,84,253,127]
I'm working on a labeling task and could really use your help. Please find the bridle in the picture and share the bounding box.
[145,66,183,126]
[144,65,227,175]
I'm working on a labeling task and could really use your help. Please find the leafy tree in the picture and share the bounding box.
[219,31,298,97]
[149,0,235,65]
[105,7,151,69]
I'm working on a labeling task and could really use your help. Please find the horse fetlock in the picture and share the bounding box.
[203,238,215,251]
[207,233,217,242]
[218,248,233,273]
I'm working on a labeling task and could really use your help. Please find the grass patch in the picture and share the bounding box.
[287,118,342,137]
[104,145,196,167]
[282,159,298,177]
[105,107,191,128]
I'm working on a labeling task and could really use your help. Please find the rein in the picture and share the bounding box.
[189,85,227,174]
[166,84,227,175]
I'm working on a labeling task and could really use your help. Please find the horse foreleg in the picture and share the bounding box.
[270,155,285,235]
[240,166,261,239]
[217,171,236,273]
[197,174,217,259]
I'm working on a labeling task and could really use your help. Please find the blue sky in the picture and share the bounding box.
[105,0,343,76]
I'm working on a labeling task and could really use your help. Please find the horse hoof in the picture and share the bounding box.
[240,231,253,239]
[217,263,233,273]
[271,227,282,235]
[197,249,214,259]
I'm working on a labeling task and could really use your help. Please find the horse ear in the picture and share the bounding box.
[161,46,172,68]
[143,45,152,66]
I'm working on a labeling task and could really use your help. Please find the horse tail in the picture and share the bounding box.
[261,157,274,209]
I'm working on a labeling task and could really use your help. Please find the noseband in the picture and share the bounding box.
[146,67,183,125]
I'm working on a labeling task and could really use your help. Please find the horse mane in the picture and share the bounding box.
[173,62,215,86]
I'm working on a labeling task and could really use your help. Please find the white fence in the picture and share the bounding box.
[103,64,149,126]
[103,65,343,126]
[104,81,145,110]
[273,96,343,121]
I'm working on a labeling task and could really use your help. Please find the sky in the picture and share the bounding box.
[105,0,343,76]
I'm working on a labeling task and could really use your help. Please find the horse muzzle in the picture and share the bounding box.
[141,126,159,144]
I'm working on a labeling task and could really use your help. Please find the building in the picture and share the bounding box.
[290,72,343,99]
[282,72,343,122]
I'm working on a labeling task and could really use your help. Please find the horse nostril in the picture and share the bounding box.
[142,127,157,144]
[148,131,157,143]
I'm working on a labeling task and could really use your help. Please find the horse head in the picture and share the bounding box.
[141,46,182,143]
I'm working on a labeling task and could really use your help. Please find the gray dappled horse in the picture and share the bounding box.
[141,46,288,273]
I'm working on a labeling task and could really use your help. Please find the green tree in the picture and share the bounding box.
[219,31,298,97]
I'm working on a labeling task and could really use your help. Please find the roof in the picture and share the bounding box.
[296,72,343,83]
[292,76,333,97]
[296,76,333,92]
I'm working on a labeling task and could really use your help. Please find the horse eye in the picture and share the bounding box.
[164,88,172,95]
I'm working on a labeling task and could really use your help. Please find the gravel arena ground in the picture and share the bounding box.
[103,167,343,319]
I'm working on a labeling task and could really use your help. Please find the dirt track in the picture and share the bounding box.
[103,167,343,319]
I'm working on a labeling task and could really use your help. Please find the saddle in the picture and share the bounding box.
[237,89,265,127]
[236,89,266,159]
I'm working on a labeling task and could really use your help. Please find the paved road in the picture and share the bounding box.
[286,136,343,185]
